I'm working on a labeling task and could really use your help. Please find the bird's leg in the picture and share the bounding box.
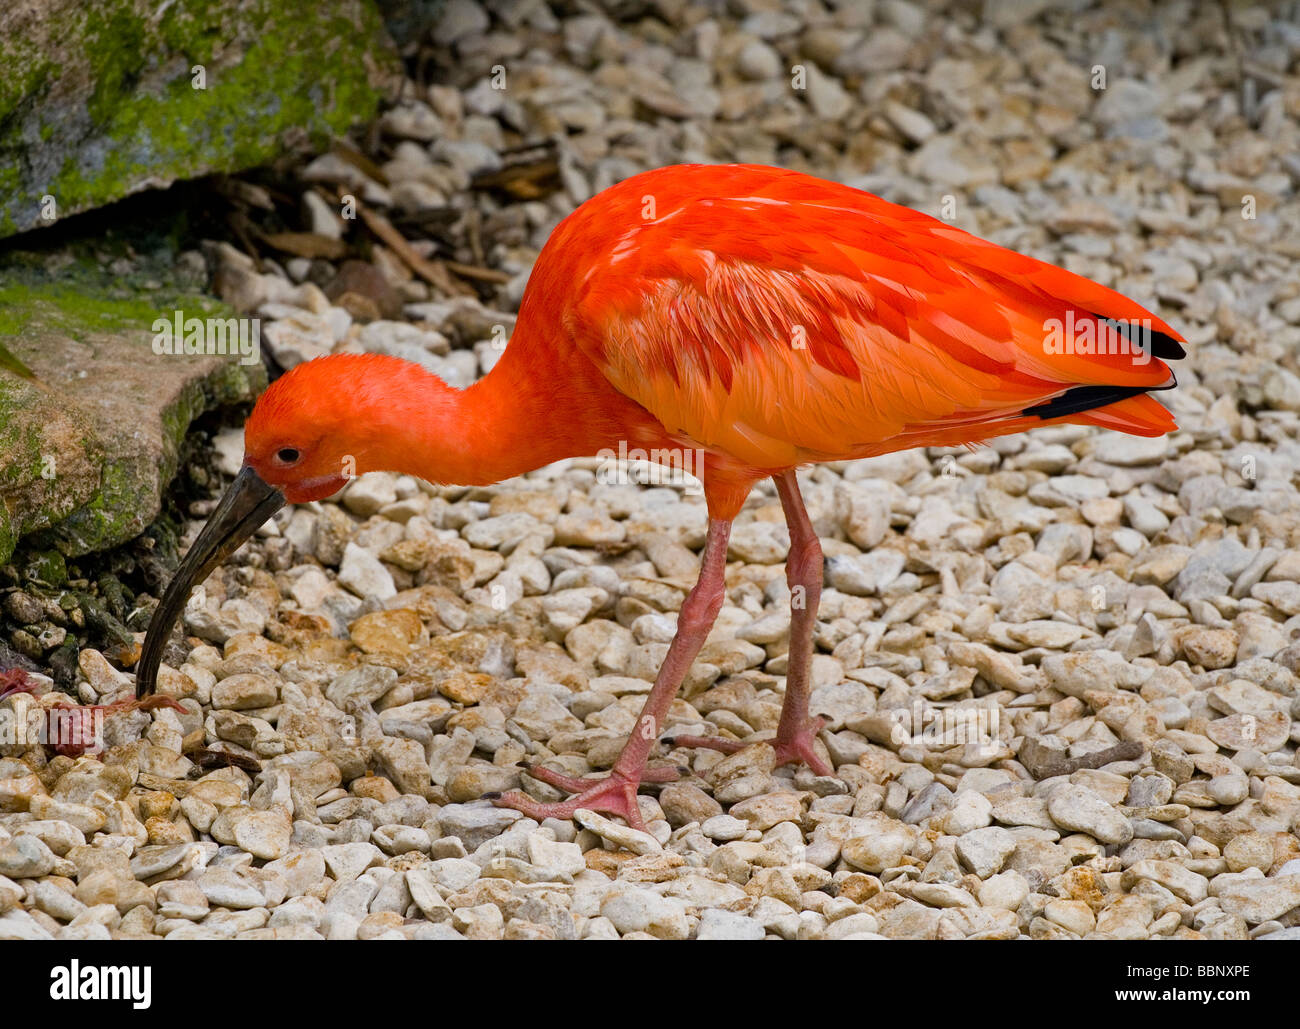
[668,471,833,776]
[491,518,732,831]
[767,470,833,774]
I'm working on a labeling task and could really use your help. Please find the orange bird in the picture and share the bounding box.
[137,164,1183,830]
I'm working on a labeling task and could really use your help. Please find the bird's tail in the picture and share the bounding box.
[1066,391,1177,437]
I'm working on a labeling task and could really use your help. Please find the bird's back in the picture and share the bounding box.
[517,164,1183,476]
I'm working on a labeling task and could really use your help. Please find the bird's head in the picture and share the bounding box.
[135,354,440,697]
[241,356,376,504]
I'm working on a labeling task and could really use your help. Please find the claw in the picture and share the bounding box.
[667,719,833,775]
[492,769,651,832]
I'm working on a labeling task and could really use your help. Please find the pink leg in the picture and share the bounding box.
[491,518,732,831]
[668,472,833,776]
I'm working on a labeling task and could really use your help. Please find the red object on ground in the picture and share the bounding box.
[138,164,1185,829]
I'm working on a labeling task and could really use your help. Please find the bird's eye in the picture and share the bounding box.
[276,447,301,464]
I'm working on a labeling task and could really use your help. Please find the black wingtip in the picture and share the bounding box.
[1150,331,1186,361]
[1024,378,1175,420]
[1089,313,1186,361]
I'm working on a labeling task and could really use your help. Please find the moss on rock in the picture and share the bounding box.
[1,0,400,238]
[0,255,266,565]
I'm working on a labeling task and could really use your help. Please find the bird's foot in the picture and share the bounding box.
[489,762,684,832]
[667,716,833,776]
[770,717,834,776]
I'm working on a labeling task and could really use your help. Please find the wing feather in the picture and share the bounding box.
[541,164,1182,470]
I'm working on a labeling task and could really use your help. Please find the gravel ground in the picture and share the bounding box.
[3,0,1300,940]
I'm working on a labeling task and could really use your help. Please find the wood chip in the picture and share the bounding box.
[353,201,475,297]
[331,138,390,187]
[1020,737,1145,780]
[472,152,561,200]
[260,231,348,260]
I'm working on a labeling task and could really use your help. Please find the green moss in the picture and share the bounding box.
[22,549,68,588]
[0,253,233,341]
[39,457,142,556]
[0,162,20,200]
[0,281,165,337]
[0,39,58,127]
[0,252,264,565]
[0,509,15,568]
[0,376,43,485]
[29,0,395,227]
[83,6,151,129]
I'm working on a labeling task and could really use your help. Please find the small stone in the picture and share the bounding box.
[825,552,905,596]
[156,880,210,920]
[321,842,384,884]
[435,805,521,849]
[658,782,723,827]
[1207,773,1249,806]
[405,868,452,922]
[729,790,807,831]
[452,903,505,940]
[523,833,584,879]
[1224,832,1275,873]
[130,844,198,882]
[349,609,423,656]
[700,815,749,842]
[978,870,1030,911]
[1043,898,1096,936]
[1047,784,1133,845]
[338,542,397,600]
[325,665,398,709]
[696,908,765,940]
[938,791,993,835]
[955,826,1016,878]
[0,774,46,812]
[14,821,83,857]
[0,909,54,940]
[197,868,264,910]
[425,858,481,892]
[572,809,661,855]
[600,886,689,940]
[233,810,292,860]
[842,814,917,873]
[1122,860,1209,904]
[264,851,326,897]
[1217,876,1300,925]
[1179,628,1239,670]
[210,674,279,710]
[1205,712,1290,752]
[0,835,56,878]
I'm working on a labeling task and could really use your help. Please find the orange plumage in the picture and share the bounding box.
[250,163,1180,522]
[158,163,1184,828]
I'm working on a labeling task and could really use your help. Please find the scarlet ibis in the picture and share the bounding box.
[137,163,1183,830]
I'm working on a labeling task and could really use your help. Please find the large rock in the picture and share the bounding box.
[0,0,400,238]
[0,280,265,564]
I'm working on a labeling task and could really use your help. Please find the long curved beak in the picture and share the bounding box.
[135,465,285,698]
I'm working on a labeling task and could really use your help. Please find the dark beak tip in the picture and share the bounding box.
[135,467,285,698]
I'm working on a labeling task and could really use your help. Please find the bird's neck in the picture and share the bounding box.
[360,341,616,488]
